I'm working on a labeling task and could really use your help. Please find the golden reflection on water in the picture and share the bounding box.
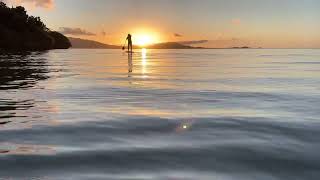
[141,48,148,78]
[127,48,148,77]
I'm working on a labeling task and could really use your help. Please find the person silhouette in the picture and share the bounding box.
[126,34,133,52]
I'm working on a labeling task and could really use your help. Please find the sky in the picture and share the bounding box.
[3,0,320,48]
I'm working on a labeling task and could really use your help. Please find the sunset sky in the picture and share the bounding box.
[3,0,320,48]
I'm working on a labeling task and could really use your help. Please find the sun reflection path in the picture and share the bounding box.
[141,48,148,78]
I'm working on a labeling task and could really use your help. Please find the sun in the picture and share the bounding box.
[129,27,161,47]
[134,34,154,46]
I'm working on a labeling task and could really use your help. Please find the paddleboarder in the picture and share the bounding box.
[125,34,133,52]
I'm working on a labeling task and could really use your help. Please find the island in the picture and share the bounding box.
[69,38,202,49]
[0,2,71,51]
[68,37,119,49]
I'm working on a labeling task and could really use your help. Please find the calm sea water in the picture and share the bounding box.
[0,49,320,180]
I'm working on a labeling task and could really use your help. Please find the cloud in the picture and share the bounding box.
[231,18,241,25]
[23,0,53,8]
[3,0,54,9]
[178,40,208,45]
[174,33,183,37]
[59,27,96,36]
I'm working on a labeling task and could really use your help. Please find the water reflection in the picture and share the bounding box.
[0,52,50,122]
[0,52,50,90]
[0,142,55,155]
[1,49,320,179]
[141,48,148,77]
[0,99,33,119]
[128,52,133,74]
[127,48,148,78]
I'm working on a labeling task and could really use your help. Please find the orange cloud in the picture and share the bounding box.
[59,27,96,36]
[174,33,183,37]
[231,18,241,25]
[4,0,54,9]
[178,40,208,45]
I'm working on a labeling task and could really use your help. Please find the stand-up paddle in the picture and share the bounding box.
[122,39,127,51]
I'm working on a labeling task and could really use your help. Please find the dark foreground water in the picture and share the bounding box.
[0,49,320,180]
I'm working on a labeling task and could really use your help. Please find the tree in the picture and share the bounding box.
[13,6,27,16]
[27,16,48,31]
[0,2,70,50]
[0,1,6,8]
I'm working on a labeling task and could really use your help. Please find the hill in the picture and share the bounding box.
[0,2,71,51]
[68,37,120,49]
[145,42,198,49]
[68,37,201,49]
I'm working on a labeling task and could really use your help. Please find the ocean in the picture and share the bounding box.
[0,49,320,180]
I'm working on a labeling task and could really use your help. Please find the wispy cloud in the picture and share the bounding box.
[59,27,96,36]
[178,40,208,45]
[3,0,54,9]
[174,33,183,37]
[231,18,241,25]
[23,0,53,8]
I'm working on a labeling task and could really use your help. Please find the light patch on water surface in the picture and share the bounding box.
[141,48,149,78]
[0,143,56,155]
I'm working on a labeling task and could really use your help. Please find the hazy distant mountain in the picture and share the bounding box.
[68,37,120,49]
[145,42,200,49]
[68,37,202,49]
[232,46,250,49]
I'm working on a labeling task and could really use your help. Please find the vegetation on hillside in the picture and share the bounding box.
[0,2,71,51]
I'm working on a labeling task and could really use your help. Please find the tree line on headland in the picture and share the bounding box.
[0,2,71,51]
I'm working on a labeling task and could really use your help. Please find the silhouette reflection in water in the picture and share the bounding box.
[0,52,50,121]
[0,52,50,90]
[128,52,133,74]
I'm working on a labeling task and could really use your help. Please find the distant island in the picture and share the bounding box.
[0,2,71,51]
[232,46,250,49]
[69,37,259,50]
[68,37,119,49]
[145,42,200,49]
[69,37,201,49]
